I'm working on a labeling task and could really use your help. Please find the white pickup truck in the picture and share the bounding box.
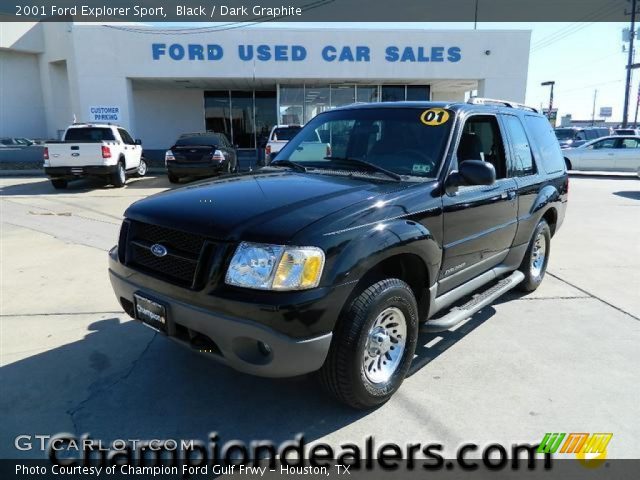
[266,125,331,163]
[44,124,146,189]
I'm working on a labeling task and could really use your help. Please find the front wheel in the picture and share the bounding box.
[319,278,418,409]
[518,219,551,292]
[135,158,147,177]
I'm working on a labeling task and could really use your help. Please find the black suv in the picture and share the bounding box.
[109,99,568,408]
[165,132,238,183]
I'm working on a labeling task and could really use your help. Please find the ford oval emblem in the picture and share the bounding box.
[150,244,168,257]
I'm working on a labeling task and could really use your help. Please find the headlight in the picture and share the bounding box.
[225,242,325,291]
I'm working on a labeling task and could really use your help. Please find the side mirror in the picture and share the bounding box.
[447,160,496,188]
[135,139,142,145]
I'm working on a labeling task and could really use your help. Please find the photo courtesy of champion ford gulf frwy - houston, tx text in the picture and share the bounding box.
[0,0,638,479]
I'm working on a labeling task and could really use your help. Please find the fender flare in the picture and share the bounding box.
[529,183,560,218]
[325,219,441,290]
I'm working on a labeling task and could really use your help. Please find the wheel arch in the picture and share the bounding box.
[328,220,441,322]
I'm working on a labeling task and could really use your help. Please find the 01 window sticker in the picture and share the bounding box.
[420,108,450,126]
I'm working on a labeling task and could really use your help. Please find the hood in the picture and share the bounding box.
[125,171,410,243]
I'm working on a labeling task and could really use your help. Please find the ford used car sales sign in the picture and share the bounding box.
[151,43,462,63]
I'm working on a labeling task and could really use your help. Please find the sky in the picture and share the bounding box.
[151,21,631,123]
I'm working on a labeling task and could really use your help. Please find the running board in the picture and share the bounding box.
[423,270,525,332]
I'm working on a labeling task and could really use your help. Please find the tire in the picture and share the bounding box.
[50,179,67,190]
[564,158,572,171]
[111,161,126,188]
[135,158,147,177]
[226,161,232,174]
[319,278,419,409]
[168,173,180,184]
[233,160,239,173]
[518,219,551,292]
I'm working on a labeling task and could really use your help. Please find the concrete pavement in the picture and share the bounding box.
[1,174,638,459]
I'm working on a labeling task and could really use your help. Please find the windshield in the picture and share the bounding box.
[271,127,302,141]
[175,135,219,146]
[65,128,115,142]
[554,129,576,141]
[273,107,453,179]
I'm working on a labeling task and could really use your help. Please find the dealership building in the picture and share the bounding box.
[1,22,530,159]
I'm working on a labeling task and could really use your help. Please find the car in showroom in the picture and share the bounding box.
[562,135,640,174]
[165,132,238,183]
[109,99,568,408]
[554,126,610,149]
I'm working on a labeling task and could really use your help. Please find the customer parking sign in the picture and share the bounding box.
[89,106,120,122]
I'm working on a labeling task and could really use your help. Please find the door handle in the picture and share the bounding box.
[501,190,516,200]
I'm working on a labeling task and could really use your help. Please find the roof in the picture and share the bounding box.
[331,98,540,115]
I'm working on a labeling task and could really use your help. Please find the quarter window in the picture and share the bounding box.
[620,138,640,148]
[502,115,535,177]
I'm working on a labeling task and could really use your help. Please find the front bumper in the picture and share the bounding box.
[167,162,225,177]
[45,165,117,177]
[108,257,341,378]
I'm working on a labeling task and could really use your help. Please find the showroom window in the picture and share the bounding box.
[381,85,406,102]
[331,85,356,108]
[279,86,305,125]
[304,86,330,124]
[356,85,379,103]
[406,85,431,101]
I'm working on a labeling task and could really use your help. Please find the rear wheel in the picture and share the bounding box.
[518,219,551,292]
[319,278,418,409]
[168,173,180,184]
[50,179,67,190]
[111,161,126,188]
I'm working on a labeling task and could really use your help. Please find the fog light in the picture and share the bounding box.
[258,341,272,356]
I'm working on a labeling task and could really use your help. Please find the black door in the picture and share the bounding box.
[440,114,518,293]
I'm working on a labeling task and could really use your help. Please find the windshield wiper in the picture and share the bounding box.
[324,156,402,181]
[269,159,307,172]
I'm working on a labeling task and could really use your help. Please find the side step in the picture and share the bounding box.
[423,270,525,332]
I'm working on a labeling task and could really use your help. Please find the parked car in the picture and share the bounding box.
[1,137,34,147]
[44,124,146,189]
[109,99,568,408]
[613,128,640,136]
[270,127,332,163]
[265,125,302,162]
[563,135,640,174]
[554,127,610,149]
[165,132,238,183]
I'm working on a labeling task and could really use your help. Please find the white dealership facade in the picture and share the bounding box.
[1,22,530,154]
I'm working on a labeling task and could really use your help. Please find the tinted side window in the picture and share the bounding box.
[502,115,535,177]
[523,115,566,174]
[457,115,508,179]
[118,128,134,145]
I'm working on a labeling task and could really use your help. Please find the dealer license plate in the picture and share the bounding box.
[133,293,167,332]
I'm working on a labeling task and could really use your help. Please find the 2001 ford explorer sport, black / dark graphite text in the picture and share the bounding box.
[109,99,568,408]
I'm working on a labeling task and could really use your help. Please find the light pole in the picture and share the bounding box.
[541,81,555,123]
